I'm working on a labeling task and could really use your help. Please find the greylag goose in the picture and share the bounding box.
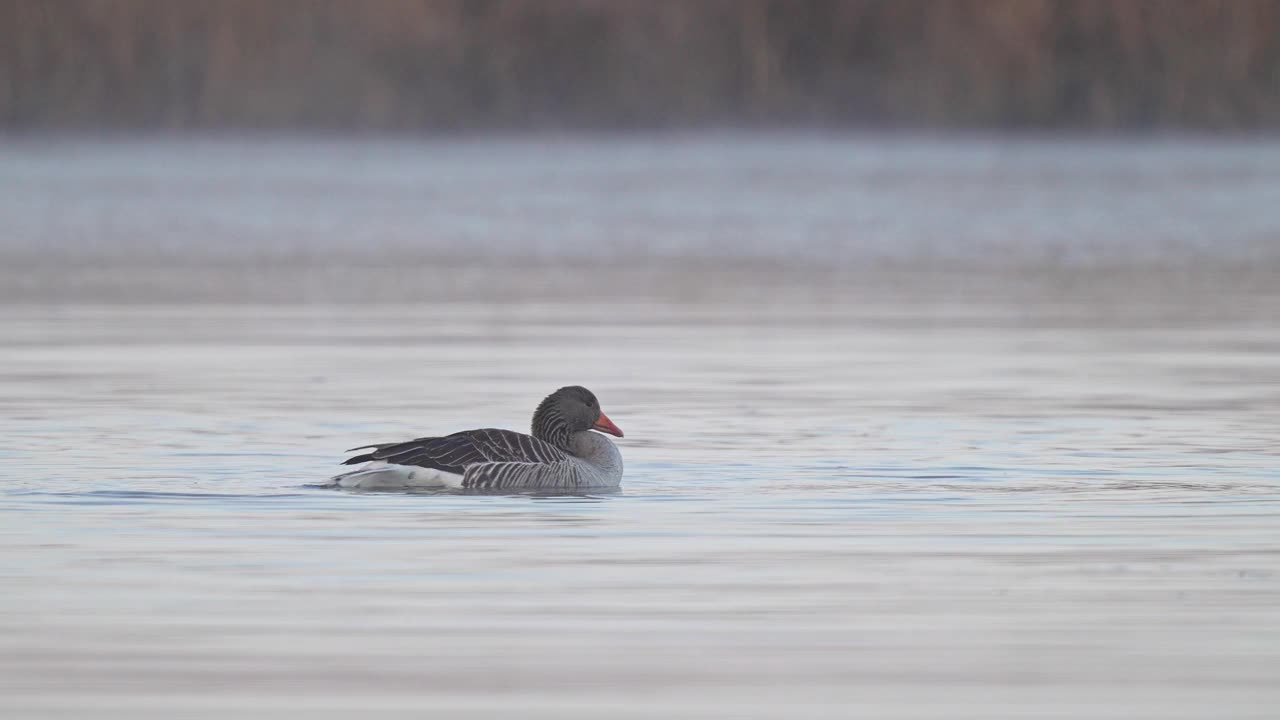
[330,386,624,491]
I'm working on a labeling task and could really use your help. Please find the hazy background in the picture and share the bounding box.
[4,0,1280,131]
[4,0,1280,298]
[3,3,1280,720]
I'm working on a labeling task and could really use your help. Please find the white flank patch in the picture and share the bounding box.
[329,462,464,491]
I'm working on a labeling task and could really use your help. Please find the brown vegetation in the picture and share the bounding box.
[2,0,1278,130]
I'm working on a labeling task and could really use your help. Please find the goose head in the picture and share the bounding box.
[532,385,623,449]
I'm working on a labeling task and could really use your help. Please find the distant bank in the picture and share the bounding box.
[3,0,1279,132]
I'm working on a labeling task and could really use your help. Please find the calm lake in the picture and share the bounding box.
[2,136,1279,718]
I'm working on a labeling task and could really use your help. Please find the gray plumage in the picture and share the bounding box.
[333,386,624,491]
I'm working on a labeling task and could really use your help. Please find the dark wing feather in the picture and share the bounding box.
[341,429,568,474]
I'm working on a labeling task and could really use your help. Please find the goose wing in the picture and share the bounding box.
[342,428,568,475]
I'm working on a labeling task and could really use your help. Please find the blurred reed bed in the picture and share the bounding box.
[2,0,1279,131]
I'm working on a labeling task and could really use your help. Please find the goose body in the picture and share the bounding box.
[330,386,624,492]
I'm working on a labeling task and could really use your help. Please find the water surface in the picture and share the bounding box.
[2,137,1279,718]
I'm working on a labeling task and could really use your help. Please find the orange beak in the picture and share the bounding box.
[592,411,624,438]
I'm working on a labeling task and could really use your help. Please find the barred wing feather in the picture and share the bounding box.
[342,429,569,476]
